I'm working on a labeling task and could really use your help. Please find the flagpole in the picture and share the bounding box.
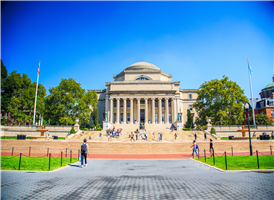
[247,58,256,126]
[33,60,41,126]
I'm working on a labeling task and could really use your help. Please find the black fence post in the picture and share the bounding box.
[29,147,31,157]
[198,148,199,160]
[61,151,63,166]
[225,151,227,170]
[47,148,49,157]
[256,150,259,169]
[70,150,72,163]
[270,146,272,155]
[231,147,233,156]
[49,153,51,171]
[12,147,14,156]
[66,148,67,157]
[78,149,80,160]
[19,153,22,170]
[204,149,206,162]
[213,148,215,165]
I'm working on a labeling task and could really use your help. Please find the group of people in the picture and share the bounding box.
[106,127,123,141]
[129,129,148,141]
[191,139,214,157]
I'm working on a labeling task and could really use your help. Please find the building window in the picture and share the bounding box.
[189,94,192,99]
[127,101,130,107]
[114,102,117,107]
[121,101,123,107]
[121,114,123,122]
[114,113,116,122]
[189,105,193,111]
[162,101,164,107]
[155,114,158,122]
[140,100,145,104]
[168,100,171,107]
[162,114,165,122]
[271,110,274,117]
[155,101,158,107]
[270,101,274,106]
[127,113,130,121]
[169,114,171,122]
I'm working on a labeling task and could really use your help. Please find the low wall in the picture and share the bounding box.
[213,125,274,138]
[0,125,72,137]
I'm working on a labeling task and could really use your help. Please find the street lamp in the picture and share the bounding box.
[244,103,253,156]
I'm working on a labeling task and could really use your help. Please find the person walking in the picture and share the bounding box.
[271,131,274,139]
[136,131,138,141]
[130,132,135,141]
[45,130,49,141]
[80,139,89,168]
[174,132,177,140]
[152,132,155,141]
[204,132,207,140]
[209,139,213,156]
[191,140,198,157]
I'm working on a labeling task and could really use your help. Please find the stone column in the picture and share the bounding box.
[110,98,113,123]
[152,97,155,124]
[116,98,120,124]
[165,97,169,124]
[130,98,133,124]
[123,98,127,124]
[105,95,109,121]
[145,98,148,124]
[137,97,141,124]
[173,97,176,122]
[158,98,162,124]
[177,97,180,121]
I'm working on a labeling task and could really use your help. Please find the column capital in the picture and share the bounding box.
[144,97,148,100]
[172,97,176,100]
[165,97,169,100]
[158,97,162,100]
[151,97,155,100]
[130,97,134,100]
[109,97,113,100]
[137,97,141,100]
[116,97,120,100]
[123,97,127,100]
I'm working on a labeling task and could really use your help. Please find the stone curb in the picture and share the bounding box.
[192,158,274,173]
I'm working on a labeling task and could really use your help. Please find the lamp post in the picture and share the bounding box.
[245,103,253,156]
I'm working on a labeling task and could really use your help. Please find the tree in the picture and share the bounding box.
[185,109,194,128]
[193,75,248,126]
[252,114,273,125]
[1,70,46,124]
[44,78,98,126]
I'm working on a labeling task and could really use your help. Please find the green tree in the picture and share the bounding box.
[252,114,273,125]
[185,109,194,128]
[193,75,248,126]
[44,78,98,126]
[2,70,46,124]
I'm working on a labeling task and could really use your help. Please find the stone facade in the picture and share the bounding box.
[88,62,198,129]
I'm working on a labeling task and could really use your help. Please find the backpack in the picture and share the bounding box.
[81,143,87,153]
[196,144,199,149]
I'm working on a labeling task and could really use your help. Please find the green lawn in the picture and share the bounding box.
[220,137,274,140]
[194,155,274,170]
[1,156,78,171]
[1,136,66,140]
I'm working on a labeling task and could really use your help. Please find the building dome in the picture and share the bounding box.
[263,75,274,89]
[125,62,160,71]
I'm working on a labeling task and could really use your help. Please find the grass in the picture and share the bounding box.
[1,136,66,140]
[220,137,274,140]
[1,155,78,171]
[194,154,274,170]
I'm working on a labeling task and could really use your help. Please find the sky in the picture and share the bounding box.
[1,1,273,98]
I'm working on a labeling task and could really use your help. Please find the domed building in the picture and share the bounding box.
[90,62,198,130]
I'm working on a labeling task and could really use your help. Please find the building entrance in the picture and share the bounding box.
[140,109,145,123]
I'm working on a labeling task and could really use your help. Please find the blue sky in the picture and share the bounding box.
[1,1,273,98]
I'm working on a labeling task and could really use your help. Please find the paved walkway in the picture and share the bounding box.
[1,159,273,199]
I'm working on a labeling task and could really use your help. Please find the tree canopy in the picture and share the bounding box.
[185,109,194,128]
[1,70,46,124]
[44,78,98,126]
[252,114,273,125]
[193,75,248,126]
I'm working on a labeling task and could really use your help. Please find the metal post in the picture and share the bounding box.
[231,147,233,156]
[12,147,14,156]
[70,150,72,163]
[49,153,51,171]
[198,148,199,160]
[78,149,80,159]
[29,147,31,157]
[61,151,63,166]
[47,148,49,157]
[213,148,215,165]
[204,149,206,162]
[33,60,41,126]
[225,151,227,170]
[256,150,259,169]
[246,110,253,156]
[270,146,272,155]
[19,153,22,170]
[66,148,67,157]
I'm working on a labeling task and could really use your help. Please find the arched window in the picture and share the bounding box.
[136,77,150,80]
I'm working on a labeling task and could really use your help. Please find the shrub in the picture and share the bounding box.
[201,125,207,130]
[70,127,76,134]
[96,128,102,131]
[84,128,89,131]
[211,127,216,135]
[183,128,192,131]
